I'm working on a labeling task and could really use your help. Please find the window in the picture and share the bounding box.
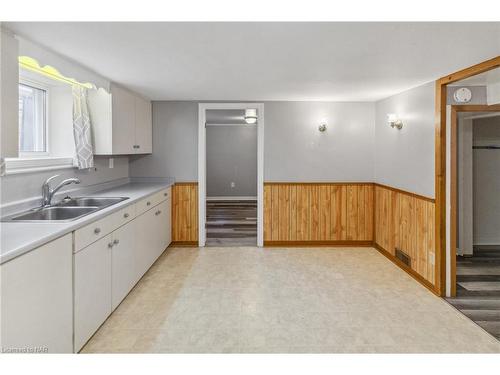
[18,82,48,154]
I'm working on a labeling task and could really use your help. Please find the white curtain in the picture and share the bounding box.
[72,85,94,169]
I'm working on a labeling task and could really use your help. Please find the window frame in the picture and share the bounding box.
[3,76,77,176]
[18,78,50,158]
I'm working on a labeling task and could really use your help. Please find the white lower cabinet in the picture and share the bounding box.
[135,206,158,282]
[0,234,73,353]
[73,189,172,352]
[111,220,137,310]
[74,234,113,352]
[156,198,172,257]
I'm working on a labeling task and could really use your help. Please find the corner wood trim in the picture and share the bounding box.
[264,182,374,186]
[170,241,198,247]
[264,240,373,247]
[263,182,435,203]
[373,242,438,296]
[373,183,435,203]
[174,182,198,186]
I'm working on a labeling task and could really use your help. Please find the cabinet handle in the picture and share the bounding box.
[113,239,120,245]
[108,242,114,248]
[146,201,151,206]
[137,145,140,148]
[164,192,168,197]
[123,213,129,218]
[94,228,101,235]
[155,210,161,216]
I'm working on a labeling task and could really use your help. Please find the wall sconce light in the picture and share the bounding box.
[387,114,403,130]
[244,109,258,124]
[318,122,327,132]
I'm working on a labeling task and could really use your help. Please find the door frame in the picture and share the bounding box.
[435,55,500,296]
[449,104,500,296]
[198,103,265,247]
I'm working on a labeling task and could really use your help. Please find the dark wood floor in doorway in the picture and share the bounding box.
[206,200,257,246]
[447,246,500,340]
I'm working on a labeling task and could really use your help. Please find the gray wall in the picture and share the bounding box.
[206,125,257,197]
[264,102,374,181]
[0,156,129,205]
[130,101,375,183]
[374,82,436,198]
[129,102,198,181]
[473,116,500,245]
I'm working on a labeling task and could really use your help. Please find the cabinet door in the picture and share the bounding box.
[134,96,152,154]
[155,198,172,257]
[134,208,157,282]
[111,84,136,154]
[0,234,73,353]
[74,235,112,352]
[111,221,137,311]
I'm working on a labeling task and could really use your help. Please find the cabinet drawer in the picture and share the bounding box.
[74,207,134,252]
[135,187,171,215]
[115,205,136,227]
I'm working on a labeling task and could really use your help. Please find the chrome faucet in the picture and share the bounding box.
[41,175,81,207]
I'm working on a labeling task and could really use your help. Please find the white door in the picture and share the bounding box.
[74,235,112,352]
[134,96,153,154]
[112,85,136,154]
[134,208,156,282]
[155,198,171,254]
[111,221,137,310]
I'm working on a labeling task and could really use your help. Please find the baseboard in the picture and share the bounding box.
[206,196,257,201]
[264,240,373,247]
[170,241,198,247]
[373,242,438,296]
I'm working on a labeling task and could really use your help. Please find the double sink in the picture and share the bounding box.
[4,197,129,222]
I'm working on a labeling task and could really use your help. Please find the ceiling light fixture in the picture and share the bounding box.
[244,108,257,124]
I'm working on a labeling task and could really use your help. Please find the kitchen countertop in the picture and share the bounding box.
[0,179,174,265]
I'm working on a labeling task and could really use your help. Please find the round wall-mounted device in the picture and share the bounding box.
[453,87,472,103]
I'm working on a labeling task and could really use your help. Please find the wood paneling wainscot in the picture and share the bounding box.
[374,184,436,287]
[172,182,198,244]
[264,183,373,245]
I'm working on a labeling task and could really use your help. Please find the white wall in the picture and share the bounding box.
[473,116,500,245]
[130,101,375,183]
[0,156,129,205]
[374,82,436,198]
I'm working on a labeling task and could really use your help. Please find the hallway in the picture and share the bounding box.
[448,246,500,340]
[206,200,257,246]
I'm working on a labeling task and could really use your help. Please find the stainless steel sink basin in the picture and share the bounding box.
[56,197,128,208]
[3,196,129,222]
[9,206,100,222]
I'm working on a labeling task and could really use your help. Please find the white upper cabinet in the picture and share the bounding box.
[0,29,19,160]
[134,95,153,153]
[88,83,152,155]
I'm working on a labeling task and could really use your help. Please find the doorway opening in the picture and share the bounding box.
[447,106,500,340]
[198,103,264,247]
